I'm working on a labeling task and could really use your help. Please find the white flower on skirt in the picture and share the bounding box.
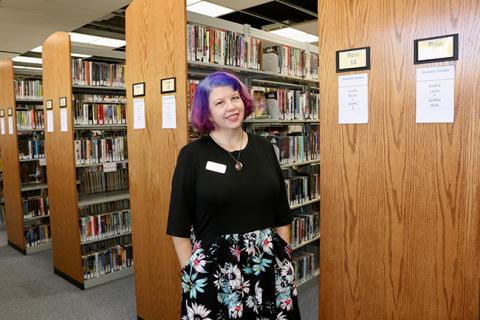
[230,245,242,262]
[191,252,207,273]
[245,281,263,313]
[261,234,273,254]
[238,278,250,297]
[230,302,243,319]
[280,259,294,283]
[280,298,294,311]
[223,263,242,289]
[276,257,295,285]
[186,302,212,320]
[214,263,244,292]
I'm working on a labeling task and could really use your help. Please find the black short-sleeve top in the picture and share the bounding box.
[166,133,292,240]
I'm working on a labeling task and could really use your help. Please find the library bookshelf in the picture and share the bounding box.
[0,60,51,254]
[43,32,132,289]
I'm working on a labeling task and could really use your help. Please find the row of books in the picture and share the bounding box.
[74,137,127,165]
[79,199,129,217]
[263,45,319,79]
[20,162,46,184]
[187,23,262,70]
[81,235,133,280]
[265,131,319,165]
[188,80,199,122]
[291,207,320,248]
[75,94,127,103]
[23,196,48,219]
[78,167,129,194]
[79,209,131,242]
[73,102,127,126]
[292,252,316,284]
[284,174,320,206]
[18,139,45,160]
[250,88,319,120]
[25,223,51,247]
[14,80,43,100]
[187,80,201,141]
[82,243,133,280]
[283,165,320,206]
[72,58,125,88]
[16,109,44,130]
[187,24,319,79]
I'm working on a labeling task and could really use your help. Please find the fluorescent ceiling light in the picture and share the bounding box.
[31,46,91,58]
[187,0,201,5]
[69,32,99,44]
[71,53,92,58]
[12,56,42,64]
[13,66,42,71]
[270,27,319,43]
[90,37,125,48]
[187,1,234,17]
[69,32,125,48]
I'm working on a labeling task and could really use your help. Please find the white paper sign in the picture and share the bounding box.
[39,158,47,166]
[8,116,13,135]
[0,117,5,135]
[60,108,68,132]
[103,162,117,173]
[133,98,146,129]
[162,95,177,129]
[47,110,54,132]
[338,73,368,124]
[416,66,454,123]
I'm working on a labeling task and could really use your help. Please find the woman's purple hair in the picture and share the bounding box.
[191,71,253,133]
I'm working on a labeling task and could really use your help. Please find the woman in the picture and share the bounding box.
[167,71,301,319]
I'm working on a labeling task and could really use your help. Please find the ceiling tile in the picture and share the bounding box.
[205,0,272,11]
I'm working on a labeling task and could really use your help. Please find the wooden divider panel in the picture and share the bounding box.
[42,32,83,282]
[318,0,480,319]
[126,0,188,318]
[0,59,23,249]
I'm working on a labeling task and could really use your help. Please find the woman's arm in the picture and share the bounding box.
[276,224,291,244]
[172,236,193,269]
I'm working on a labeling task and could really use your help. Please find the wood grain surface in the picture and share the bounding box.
[42,32,83,283]
[0,59,23,249]
[318,0,480,319]
[125,0,188,318]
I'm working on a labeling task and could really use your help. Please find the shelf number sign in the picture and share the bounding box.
[336,47,371,73]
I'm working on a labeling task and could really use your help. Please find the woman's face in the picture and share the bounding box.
[208,86,245,132]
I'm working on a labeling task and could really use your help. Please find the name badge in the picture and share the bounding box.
[206,161,226,174]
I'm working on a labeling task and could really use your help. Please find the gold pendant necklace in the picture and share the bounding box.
[234,161,243,171]
[210,131,244,172]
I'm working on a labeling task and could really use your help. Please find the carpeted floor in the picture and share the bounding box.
[0,229,318,319]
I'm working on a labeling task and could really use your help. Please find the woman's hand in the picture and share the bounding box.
[171,236,193,270]
[276,225,291,244]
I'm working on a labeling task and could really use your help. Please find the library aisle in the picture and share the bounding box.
[0,228,318,319]
[0,227,136,320]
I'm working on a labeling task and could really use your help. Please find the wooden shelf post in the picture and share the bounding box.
[0,59,23,252]
[125,0,188,318]
[42,32,84,285]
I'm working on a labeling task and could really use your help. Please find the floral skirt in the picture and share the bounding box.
[180,228,301,320]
